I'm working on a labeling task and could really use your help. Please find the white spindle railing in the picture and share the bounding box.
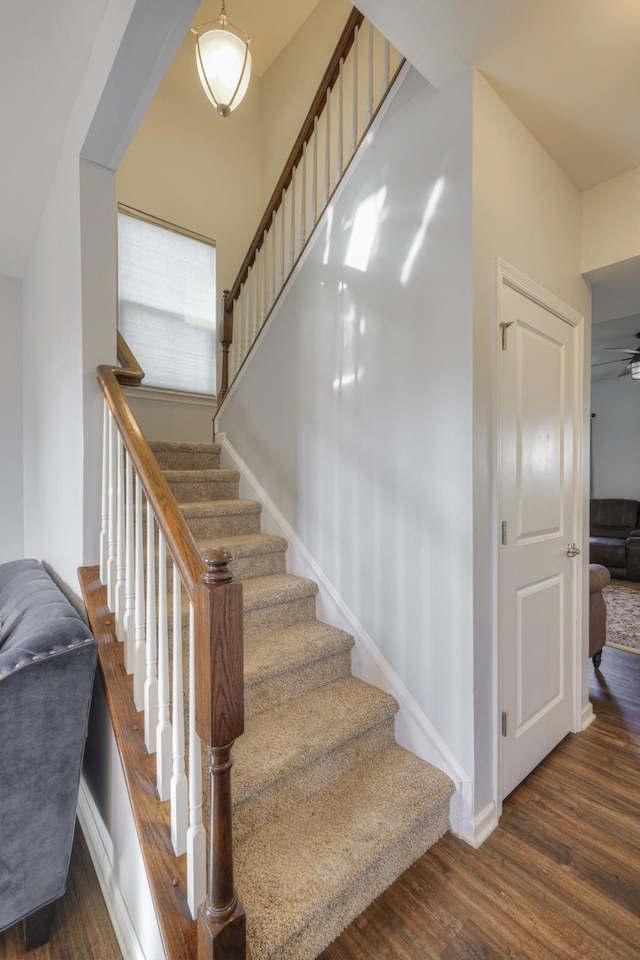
[144,503,158,754]
[171,561,188,856]
[133,473,146,710]
[156,532,172,802]
[124,450,135,673]
[99,399,206,918]
[107,413,117,610]
[187,600,206,917]
[115,436,126,641]
[222,18,403,390]
[100,405,109,585]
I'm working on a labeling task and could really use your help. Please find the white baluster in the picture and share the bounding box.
[171,563,188,856]
[244,266,251,355]
[280,189,286,289]
[382,38,390,94]
[351,25,359,155]
[156,532,172,800]
[144,504,158,754]
[366,21,374,125]
[124,449,135,673]
[312,116,318,227]
[115,434,126,640]
[107,413,117,610]
[337,58,344,181]
[270,211,276,306]
[300,142,307,248]
[100,402,109,585]
[260,229,267,326]
[252,258,259,339]
[324,88,331,206]
[290,165,296,269]
[186,601,206,918]
[133,472,146,711]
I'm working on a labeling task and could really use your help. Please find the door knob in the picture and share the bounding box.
[566,542,581,557]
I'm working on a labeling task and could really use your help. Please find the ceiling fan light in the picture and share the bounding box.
[630,359,640,380]
[192,11,252,117]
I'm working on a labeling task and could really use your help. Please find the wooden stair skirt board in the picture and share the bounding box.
[82,440,453,960]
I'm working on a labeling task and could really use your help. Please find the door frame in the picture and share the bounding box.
[495,258,588,819]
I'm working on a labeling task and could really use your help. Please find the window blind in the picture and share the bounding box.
[117,209,216,395]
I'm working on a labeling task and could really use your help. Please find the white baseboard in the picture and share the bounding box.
[217,432,474,831]
[581,700,596,730]
[458,799,499,848]
[77,778,147,960]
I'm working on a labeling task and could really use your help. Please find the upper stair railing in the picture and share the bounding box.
[88,331,246,959]
[217,8,404,407]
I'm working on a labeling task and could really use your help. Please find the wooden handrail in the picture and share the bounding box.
[224,7,364,311]
[98,332,246,959]
[99,332,204,595]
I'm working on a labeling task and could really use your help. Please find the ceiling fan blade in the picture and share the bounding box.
[591,358,630,367]
[602,347,640,354]
[618,362,632,377]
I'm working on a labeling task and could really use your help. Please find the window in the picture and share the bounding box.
[117,206,217,395]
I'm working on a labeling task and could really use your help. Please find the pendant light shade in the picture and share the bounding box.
[192,3,252,118]
[631,359,640,380]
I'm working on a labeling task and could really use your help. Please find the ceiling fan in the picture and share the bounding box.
[600,332,640,378]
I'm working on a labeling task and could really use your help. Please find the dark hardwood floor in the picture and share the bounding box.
[320,644,640,959]
[2,645,638,959]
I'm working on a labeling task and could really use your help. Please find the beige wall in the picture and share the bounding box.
[582,167,640,274]
[115,63,265,296]
[259,0,352,200]
[116,0,351,294]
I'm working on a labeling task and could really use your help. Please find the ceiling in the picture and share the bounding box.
[2,0,640,370]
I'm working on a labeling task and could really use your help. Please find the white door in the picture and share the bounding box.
[499,279,581,800]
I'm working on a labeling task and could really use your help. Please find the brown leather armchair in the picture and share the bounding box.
[589,499,640,581]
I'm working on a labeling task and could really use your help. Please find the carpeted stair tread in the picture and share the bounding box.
[163,467,239,483]
[149,440,221,471]
[244,621,354,718]
[242,574,318,612]
[179,499,262,519]
[235,744,454,960]
[233,678,397,804]
[164,468,240,503]
[245,620,353,685]
[193,533,289,580]
[179,499,263,538]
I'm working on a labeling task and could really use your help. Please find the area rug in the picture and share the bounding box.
[603,579,640,654]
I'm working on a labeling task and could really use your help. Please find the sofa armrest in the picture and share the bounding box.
[626,537,640,581]
[629,530,640,538]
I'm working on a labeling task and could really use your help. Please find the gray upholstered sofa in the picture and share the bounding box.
[0,559,97,950]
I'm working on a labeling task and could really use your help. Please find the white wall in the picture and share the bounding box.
[125,389,216,442]
[472,70,591,816]
[218,67,477,793]
[591,376,640,500]
[21,2,200,954]
[0,274,24,562]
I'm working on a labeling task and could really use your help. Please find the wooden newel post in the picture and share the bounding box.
[218,290,233,407]
[195,548,246,960]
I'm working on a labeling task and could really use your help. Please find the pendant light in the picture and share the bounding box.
[191,2,252,118]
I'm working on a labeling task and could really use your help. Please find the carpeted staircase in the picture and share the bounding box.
[149,439,454,960]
